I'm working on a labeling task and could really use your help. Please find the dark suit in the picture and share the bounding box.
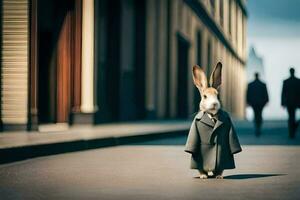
[246,79,269,136]
[281,76,300,138]
[185,110,242,172]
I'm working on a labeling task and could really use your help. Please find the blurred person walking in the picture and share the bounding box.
[281,68,300,138]
[247,72,269,136]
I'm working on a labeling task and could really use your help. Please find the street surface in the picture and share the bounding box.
[0,120,300,200]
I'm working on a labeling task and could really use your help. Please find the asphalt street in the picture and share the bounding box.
[0,121,300,200]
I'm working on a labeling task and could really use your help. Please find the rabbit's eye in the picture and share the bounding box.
[203,95,207,99]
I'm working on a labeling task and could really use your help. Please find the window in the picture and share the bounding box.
[220,0,224,27]
[242,15,245,54]
[236,3,239,43]
[207,40,212,77]
[197,31,202,66]
[229,0,232,35]
[210,0,215,16]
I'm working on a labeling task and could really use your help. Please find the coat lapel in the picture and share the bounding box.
[196,112,214,143]
[199,112,215,127]
[212,116,224,133]
[196,110,225,144]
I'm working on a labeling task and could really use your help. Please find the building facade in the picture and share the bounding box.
[0,0,247,131]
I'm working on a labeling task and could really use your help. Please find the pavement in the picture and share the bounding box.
[0,120,300,200]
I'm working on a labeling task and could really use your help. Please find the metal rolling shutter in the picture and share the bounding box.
[1,0,28,124]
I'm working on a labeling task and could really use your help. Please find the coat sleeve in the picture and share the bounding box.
[229,122,242,154]
[264,84,269,105]
[298,79,300,108]
[184,120,200,154]
[246,84,251,105]
[281,81,287,106]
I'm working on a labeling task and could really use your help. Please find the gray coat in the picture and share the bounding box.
[185,109,242,172]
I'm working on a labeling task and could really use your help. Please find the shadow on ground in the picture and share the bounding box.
[224,174,286,179]
[192,174,286,180]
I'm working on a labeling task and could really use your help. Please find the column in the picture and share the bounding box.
[145,0,157,118]
[81,0,95,113]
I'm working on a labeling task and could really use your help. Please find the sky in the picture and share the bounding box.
[246,0,300,120]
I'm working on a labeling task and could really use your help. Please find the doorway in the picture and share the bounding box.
[37,0,77,124]
[177,34,190,118]
[95,0,146,123]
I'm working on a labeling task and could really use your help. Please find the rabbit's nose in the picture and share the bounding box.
[213,103,218,107]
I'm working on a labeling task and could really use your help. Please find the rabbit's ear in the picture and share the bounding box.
[192,65,207,91]
[209,62,222,89]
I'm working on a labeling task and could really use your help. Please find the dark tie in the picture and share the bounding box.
[212,117,217,124]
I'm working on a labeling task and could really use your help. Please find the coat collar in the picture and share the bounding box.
[195,110,225,130]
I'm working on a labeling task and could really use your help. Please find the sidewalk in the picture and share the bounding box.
[0,121,190,164]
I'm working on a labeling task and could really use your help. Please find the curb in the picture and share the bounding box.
[0,129,188,164]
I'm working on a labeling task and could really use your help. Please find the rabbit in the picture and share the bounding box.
[185,62,242,179]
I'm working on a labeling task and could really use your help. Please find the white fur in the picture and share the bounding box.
[200,95,220,115]
[207,171,214,177]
